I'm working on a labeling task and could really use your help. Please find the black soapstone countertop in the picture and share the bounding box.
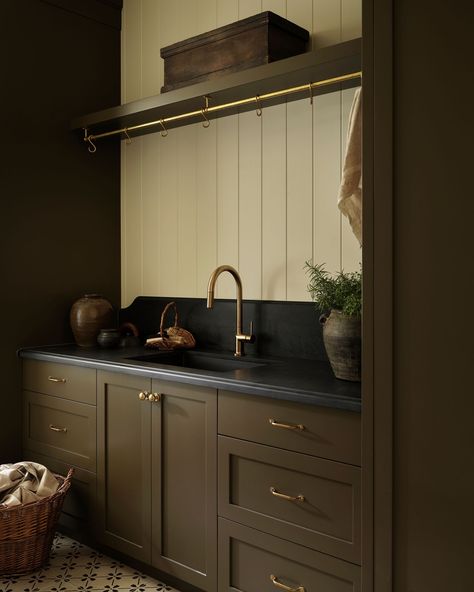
[19,344,361,412]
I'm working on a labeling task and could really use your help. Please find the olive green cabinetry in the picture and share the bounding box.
[97,371,217,592]
[22,359,98,534]
[217,391,362,592]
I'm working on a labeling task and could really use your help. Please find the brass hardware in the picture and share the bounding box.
[270,486,305,502]
[84,128,97,153]
[255,95,262,116]
[49,424,67,433]
[148,393,161,402]
[138,391,149,401]
[269,418,305,431]
[124,128,132,144]
[47,376,66,383]
[159,119,168,137]
[307,83,313,105]
[270,575,305,592]
[207,265,255,357]
[83,71,362,150]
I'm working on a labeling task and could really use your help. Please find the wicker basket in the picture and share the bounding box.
[145,301,196,350]
[0,468,74,576]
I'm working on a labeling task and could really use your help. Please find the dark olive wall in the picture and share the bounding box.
[394,1,474,590]
[0,0,121,461]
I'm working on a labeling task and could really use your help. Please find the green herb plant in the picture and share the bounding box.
[304,261,362,317]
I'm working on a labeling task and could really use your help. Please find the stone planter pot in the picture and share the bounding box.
[319,309,361,381]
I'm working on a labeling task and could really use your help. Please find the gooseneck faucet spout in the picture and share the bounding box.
[207,265,255,357]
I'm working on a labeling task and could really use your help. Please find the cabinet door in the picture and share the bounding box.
[97,371,153,563]
[151,379,217,592]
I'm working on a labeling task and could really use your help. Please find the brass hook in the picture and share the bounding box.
[87,135,97,153]
[308,83,313,106]
[255,95,262,116]
[159,119,168,137]
[124,128,132,144]
[201,108,210,128]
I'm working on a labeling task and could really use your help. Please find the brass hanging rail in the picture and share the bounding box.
[84,70,362,151]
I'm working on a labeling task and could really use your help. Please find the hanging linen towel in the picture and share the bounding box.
[338,87,362,245]
[0,461,59,507]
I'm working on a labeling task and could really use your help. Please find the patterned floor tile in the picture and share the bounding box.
[0,534,180,592]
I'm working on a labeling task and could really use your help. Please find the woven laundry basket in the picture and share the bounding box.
[0,468,73,575]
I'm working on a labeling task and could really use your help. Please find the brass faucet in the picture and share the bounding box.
[207,265,255,357]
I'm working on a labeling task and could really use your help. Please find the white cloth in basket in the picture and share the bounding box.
[0,461,59,508]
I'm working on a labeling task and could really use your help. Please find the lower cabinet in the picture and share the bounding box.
[218,518,361,592]
[97,370,217,592]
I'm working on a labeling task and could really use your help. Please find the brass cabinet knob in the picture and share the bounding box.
[138,391,149,401]
[148,393,161,403]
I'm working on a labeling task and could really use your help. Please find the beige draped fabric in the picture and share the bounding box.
[0,461,59,508]
[338,87,362,246]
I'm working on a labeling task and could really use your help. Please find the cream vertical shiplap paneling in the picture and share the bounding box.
[238,0,262,19]
[238,111,262,300]
[122,0,141,102]
[141,134,161,295]
[217,0,239,26]
[157,130,179,297]
[286,0,314,300]
[286,99,314,300]
[196,123,218,295]
[262,0,286,14]
[341,0,362,41]
[262,104,287,300]
[121,0,362,303]
[177,124,198,296]
[216,115,240,298]
[141,0,161,97]
[341,87,362,272]
[313,93,341,273]
[122,138,143,306]
[312,0,341,49]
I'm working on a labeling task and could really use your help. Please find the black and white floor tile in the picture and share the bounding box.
[0,534,180,592]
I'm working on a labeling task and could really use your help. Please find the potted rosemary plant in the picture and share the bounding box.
[305,262,362,381]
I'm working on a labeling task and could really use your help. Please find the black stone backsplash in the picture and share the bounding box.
[119,296,328,362]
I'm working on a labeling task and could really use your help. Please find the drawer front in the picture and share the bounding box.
[23,359,96,405]
[218,391,361,466]
[218,436,360,564]
[23,449,96,533]
[23,391,96,471]
[218,518,360,592]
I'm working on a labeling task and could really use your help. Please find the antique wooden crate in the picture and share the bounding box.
[160,11,309,93]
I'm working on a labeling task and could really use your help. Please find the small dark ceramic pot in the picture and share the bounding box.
[97,328,121,349]
[320,309,361,382]
[70,294,115,347]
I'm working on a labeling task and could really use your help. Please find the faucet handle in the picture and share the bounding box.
[248,321,255,343]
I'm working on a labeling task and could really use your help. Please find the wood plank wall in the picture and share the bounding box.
[121,0,361,306]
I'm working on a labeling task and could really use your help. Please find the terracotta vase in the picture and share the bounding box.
[70,294,114,347]
[319,309,361,381]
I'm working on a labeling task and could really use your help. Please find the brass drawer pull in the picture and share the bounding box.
[138,391,149,401]
[270,574,305,592]
[48,376,66,383]
[269,418,305,431]
[148,393,161,402]
[49,424,67,433]
[270,487,305,502]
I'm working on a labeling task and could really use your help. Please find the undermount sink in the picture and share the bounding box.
[127,350,266,373]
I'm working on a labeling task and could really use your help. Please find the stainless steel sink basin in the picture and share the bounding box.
[127,350,265,373]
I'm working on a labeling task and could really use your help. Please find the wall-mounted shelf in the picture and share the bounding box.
[71,37,361,148]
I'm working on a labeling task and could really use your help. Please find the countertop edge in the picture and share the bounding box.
[19,349,362,413]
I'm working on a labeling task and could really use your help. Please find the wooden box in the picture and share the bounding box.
[160,11,309,93]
